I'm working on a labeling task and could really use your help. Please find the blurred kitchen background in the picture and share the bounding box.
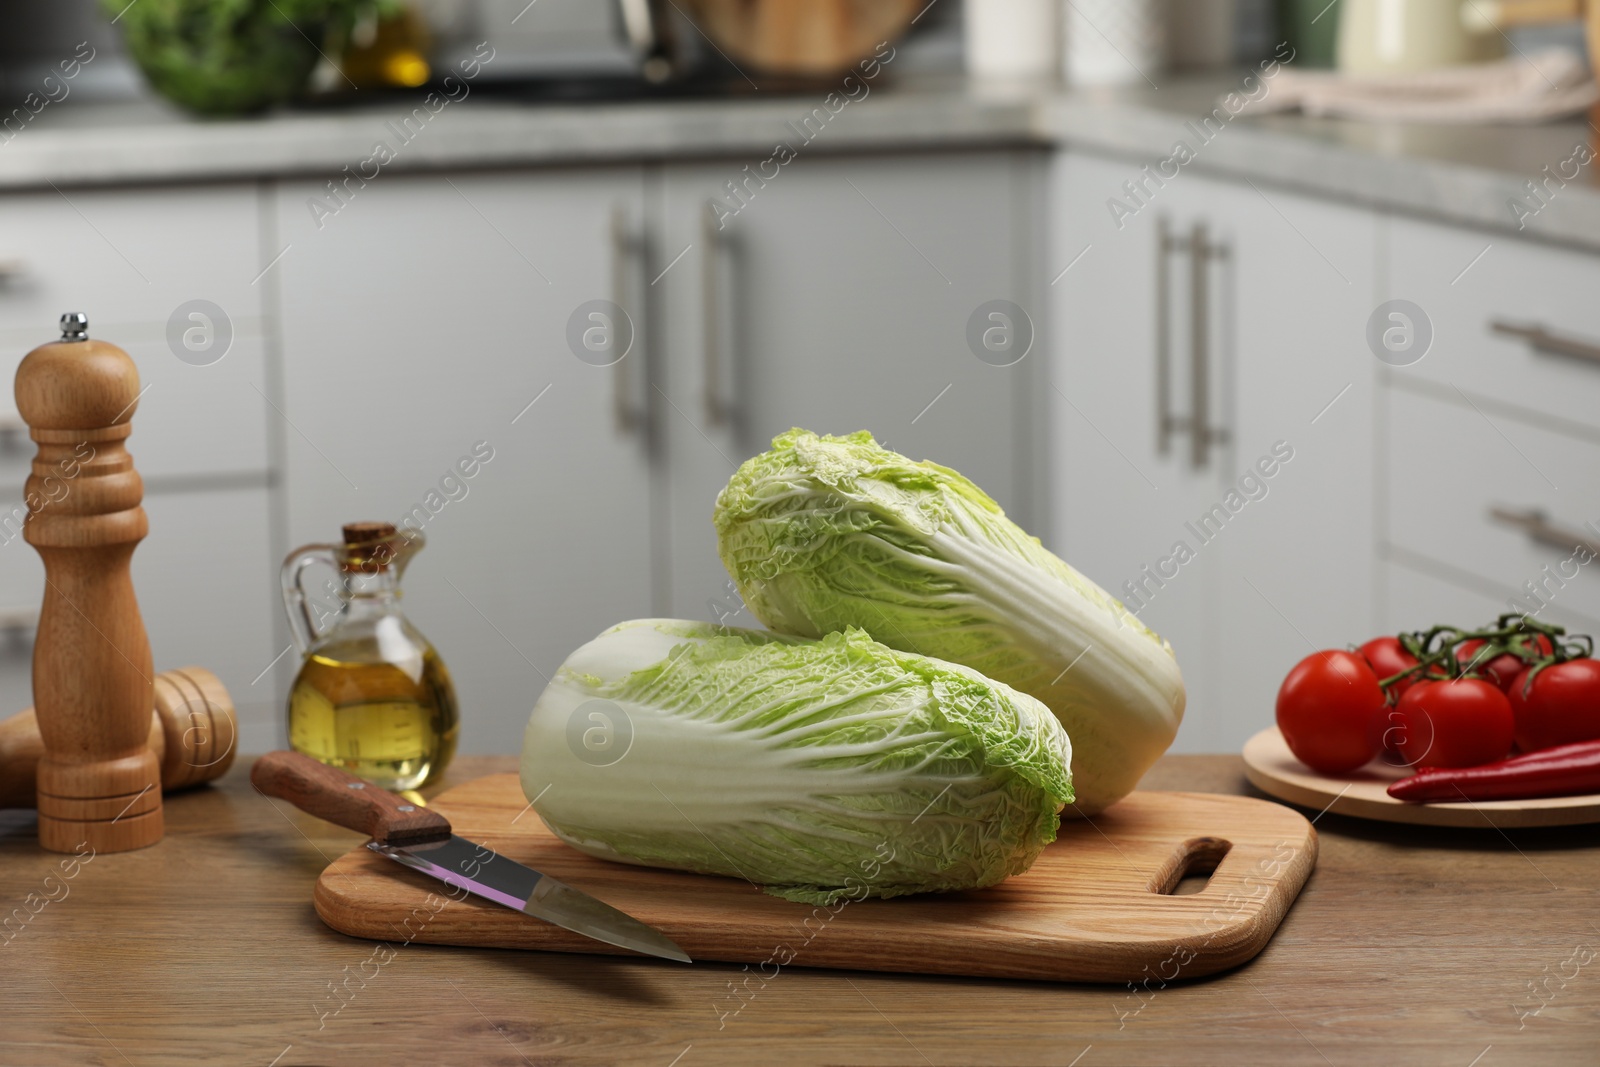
[0,0,1597,758]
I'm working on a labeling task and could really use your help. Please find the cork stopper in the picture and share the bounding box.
[340,521,401,573]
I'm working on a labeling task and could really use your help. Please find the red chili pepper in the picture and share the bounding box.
[1387,740,1600,803]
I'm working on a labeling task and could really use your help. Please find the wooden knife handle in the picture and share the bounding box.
[250,751,451,847]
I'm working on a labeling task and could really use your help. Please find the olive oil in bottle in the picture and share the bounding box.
[288,640,458,790]
[282,523,459,791]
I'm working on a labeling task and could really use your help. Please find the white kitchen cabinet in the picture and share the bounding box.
[0,182,271,745]
[272,168,656,756]
[1385,387,1600,624]
[1381,215,1600,634]
[1051,153,1376,753]
[1380,555,1600,670]
[269,154,1038,755]
[134,487,281,754]
[656,152,1039,622]
[0,486,279,752]
[1386,215,1600,435]
[0,183,265,349]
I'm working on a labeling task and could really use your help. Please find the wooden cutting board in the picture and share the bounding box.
[314,774,1317,984]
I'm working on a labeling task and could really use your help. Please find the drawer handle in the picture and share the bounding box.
[701,200,737,428]
[1489,506,1600,556]
[609,203,649,438]
[1157,219,1231,469]
[1489,320,1600,369]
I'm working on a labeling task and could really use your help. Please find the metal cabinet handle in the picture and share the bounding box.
[1489,506,1600,556]
[610,204,648,437]
[701,201,737,428]
[1490,320,1600,369]
[1156,219,1231,469]
[1157,219,1176,456]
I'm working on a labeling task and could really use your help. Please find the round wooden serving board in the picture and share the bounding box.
[1243,726,1600,828]
[314,773,1317,984]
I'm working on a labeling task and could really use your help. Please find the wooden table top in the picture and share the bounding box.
[3,754,1596,1066]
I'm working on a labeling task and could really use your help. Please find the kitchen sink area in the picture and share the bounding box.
[3,1,1600,1064]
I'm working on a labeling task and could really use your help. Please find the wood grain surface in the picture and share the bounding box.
[313,774,1315,983]
[1243,726,1600,828]
[3,754,1597,1066]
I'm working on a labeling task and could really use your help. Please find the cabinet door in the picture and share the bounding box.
[134,488,281,755]
[273,168,654,755]
[1050,154,1233,751]
[1219,183,1377,747]
[657,152,1038,622]
[0,486,278,751]
[1051,154,1376,753]
[0,183,270,735]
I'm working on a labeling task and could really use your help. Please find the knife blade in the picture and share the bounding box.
[252,751,690,963]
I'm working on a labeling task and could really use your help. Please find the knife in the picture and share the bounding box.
[251,751,690,963]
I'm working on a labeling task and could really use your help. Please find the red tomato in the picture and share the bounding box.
[1359,636,1421,695]
[1456,636,1554,692]
[1276,650,1386,774]
[1509,659,1600,753]
[1388,679,1515,769]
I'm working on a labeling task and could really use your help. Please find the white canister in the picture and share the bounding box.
[965,0,1060,79]
[1061,0,1165,87]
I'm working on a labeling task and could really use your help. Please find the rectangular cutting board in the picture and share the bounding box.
[313,774,1317,983]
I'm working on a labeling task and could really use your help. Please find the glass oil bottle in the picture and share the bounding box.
[281,522,458,790]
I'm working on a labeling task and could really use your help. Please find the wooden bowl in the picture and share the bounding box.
[680,0,922,76]
[1242,726,1600,828]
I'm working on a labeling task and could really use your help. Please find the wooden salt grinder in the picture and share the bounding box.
[0,667,238,809]
[14,313,161,851]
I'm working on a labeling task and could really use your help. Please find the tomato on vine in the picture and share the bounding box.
[1509,659,1600,753]
[1358,636,1423,697]
[1388,678,1515,769]
[1455,634,1554,692]
[1276,650,1386,774]
[1277,615,1595,776]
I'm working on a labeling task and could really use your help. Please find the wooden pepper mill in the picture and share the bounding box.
[14,313,161,851]
[0,667,238,809]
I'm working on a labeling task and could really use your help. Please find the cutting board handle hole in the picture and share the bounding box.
[1148,837,1232,896]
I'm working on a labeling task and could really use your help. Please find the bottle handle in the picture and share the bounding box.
[280,543,341,655]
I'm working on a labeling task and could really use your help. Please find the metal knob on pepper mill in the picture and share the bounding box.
[14,313,161,851]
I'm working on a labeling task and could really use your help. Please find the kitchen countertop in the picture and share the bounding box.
[4,754,1596,1065]
[7,74,1600,249]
